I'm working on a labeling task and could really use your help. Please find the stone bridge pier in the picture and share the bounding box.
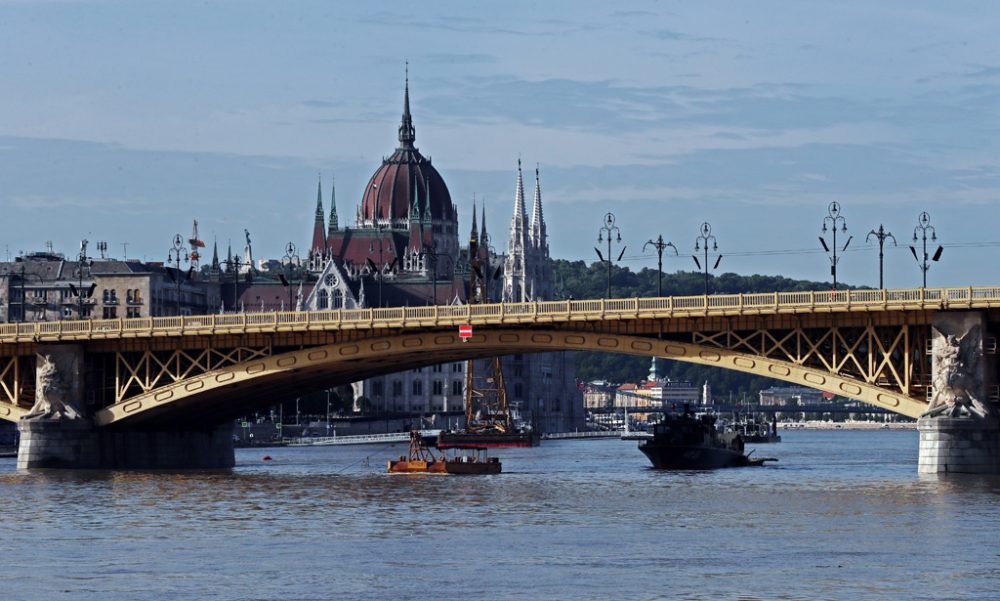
[918,311,1000,474]
[17,345,234,469]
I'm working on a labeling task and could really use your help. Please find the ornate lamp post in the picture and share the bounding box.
[280,242,300,310]
[595,212,624,299]
[222,249,253,312]
[819,202,851,290]
[72,239,94,320]
[866,224,896,289]
[366,224,394,308]
[909,211,942,289]
[692,222,721,295]
[167,233,189,316]
[420,242,449,306]
[643,234,677,298]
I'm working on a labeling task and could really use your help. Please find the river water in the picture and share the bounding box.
[1,429,999,601]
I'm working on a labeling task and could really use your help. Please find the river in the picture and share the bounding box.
[1,429,999,600]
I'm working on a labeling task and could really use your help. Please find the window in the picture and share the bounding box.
[432,380,443,395]
[102,307,117,319]
[412,380,422,396]
[452,380,462,396]
[102,289,110,303]
[392,381,402,397]
[432,364,443,373]
[318,289,328,309]
[372,381,383,397]
[126,290,133,303]
[62,307,73,318]
[452,363,463,372]
[333,290,343,309]
[110,289,118,303]
[126,307,141,318]
[412,367,423,373]
[514,366,523,377]
[514,383,523,399]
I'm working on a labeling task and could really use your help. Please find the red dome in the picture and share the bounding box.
[360,148,454,222]
[360,76,454,222]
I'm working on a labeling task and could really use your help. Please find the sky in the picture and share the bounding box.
[1,1,998,288]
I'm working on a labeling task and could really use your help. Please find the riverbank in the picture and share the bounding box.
[781,421,916,430]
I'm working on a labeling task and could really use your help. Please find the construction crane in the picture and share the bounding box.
[188,220,205,270]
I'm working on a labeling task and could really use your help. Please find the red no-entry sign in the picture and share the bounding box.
[459,324,473,340]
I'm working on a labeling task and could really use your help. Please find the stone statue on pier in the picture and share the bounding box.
[24,352,84,421]
[925,325,996,419]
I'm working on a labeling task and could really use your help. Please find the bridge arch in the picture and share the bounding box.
[94,329,927,427]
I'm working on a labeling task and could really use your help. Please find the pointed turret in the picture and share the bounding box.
[327,174,339,234]
[480,199,488,246]
[470,199,479,246]
[311,175,327,253]
[422,176,432,224]
[210,239,221,278]
[530,164,547,254]
[398,63,416,150]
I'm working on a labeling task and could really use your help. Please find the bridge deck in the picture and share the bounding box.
[2,286,999,344]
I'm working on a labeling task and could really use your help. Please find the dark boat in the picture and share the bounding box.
[639,406,776,469]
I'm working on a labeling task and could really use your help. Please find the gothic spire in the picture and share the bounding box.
[328,174,339,233]
[470,197,479,245]
[210,239,220,276]
[511,158,529,244]
[480,199,488,245]
[398,62,416,149]
[530,163,547,253]
[311,175,327,253]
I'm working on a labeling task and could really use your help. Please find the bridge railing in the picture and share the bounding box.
[3,285,1000,343]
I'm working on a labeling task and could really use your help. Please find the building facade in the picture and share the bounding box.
[0,251,220,323]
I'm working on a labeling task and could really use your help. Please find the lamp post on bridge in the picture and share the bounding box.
[909,212,942,289]
[596,212,624,299]
[223,249,254,312]
[643,234,678,298]
[279,242,300,311]
[366,224,395,308]
[167,234,189,316]
[820,202,851,291]
[420,242,448,306]
[71,239,95,320]
[866,224,896,289]
[692,222,721,296]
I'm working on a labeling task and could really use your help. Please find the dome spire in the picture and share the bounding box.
[398,62,416,149]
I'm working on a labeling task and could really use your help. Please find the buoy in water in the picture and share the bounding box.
[262,455,272,461]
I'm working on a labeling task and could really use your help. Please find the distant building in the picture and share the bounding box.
[0,251,220,323]
[758,385,828,406]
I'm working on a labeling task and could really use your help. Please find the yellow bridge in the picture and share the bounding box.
[3,285,1000,429]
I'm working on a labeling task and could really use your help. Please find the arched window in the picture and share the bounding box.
[102,289,110,303]
[126,290,134,304]
[332,290,343,309]
[318,289,329,309]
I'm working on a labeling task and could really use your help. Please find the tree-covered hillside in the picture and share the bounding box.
[554,260,842,397]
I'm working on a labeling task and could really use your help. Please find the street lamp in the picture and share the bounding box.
[279,242,300,311]
[595,212,625,299]
[420,242,450,306]
[866,224,896,289]
[366,224,395,308]
[643,234,678,298]
[167,233,189,316]
[909,211,942,289]
[68,239,95,320]
[819,202,851,290]
[222,250,253,312]
[692,222,722,295]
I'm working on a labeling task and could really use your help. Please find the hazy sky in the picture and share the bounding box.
[1,1,998,288]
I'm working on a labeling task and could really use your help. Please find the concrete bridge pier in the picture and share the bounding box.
[17,345,235,469]
[917,311,1000,474]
